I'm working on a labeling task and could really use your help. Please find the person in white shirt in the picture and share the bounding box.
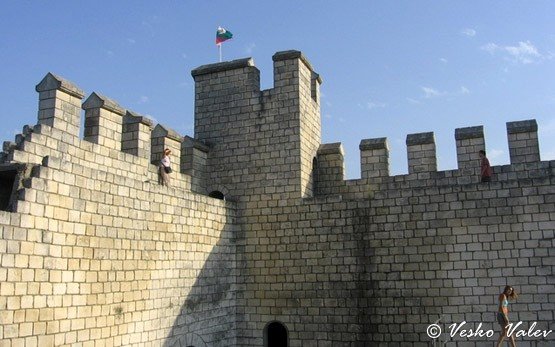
[159,148,172,187]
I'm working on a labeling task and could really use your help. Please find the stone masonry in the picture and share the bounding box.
[0,50,554,346]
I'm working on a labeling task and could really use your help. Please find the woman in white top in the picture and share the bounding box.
[159,148,172,187]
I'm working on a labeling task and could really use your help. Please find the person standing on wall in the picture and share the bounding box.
[496,285,518,347]
[479,150,492,182]
[160,148,172,187]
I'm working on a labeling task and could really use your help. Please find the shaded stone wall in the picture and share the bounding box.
[365,175,555,345]
[233,171,555,346]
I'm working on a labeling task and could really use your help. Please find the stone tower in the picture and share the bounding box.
[191,51,322,199]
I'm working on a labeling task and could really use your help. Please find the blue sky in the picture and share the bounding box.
[1,1,555,178]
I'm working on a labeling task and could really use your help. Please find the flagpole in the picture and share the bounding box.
[219,44,222,62]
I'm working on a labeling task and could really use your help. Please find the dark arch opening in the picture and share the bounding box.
[208,190,225,200]
[264,321,288,347]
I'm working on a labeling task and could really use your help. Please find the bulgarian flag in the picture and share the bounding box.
[216,27,233,45]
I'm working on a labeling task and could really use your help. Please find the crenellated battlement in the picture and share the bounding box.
[315,118,550,200]
[1,52,552,203]
[1,51,325,201]
[5,72,223,193]
[1,51,325,200]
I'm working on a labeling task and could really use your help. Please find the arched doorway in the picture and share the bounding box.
[208,190,225,200]
[264,321,289,347]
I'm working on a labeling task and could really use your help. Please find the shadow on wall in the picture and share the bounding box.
[163,207,238,347]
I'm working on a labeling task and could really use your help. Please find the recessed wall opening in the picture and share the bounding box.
[312,157,318,195]
[208,190,225,200]
[264,321,289,347]
[0,169,17,211]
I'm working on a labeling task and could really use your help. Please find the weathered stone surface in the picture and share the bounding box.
[455,126,484,140]
[360,137,388,150]
[35,72,85,98]
[82,92,125,115]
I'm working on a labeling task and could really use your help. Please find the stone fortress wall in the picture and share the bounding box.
[0,50,553,346]
[0,74,237,347]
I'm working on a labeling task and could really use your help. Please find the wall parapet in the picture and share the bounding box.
[454,126,483,140]
[316,143,345,195]
[191,57,255,78]
[35,72,84,138]
[312,119,550,199]
[181,135,209,193]
[83,92,126,149]
[455,126,484,174]
[124,110,154,127]
[406,131,437,175]
[35,72,85,98]
[123,110,154,158]
[360,137,389,180]
[507,119,538,134]
[151,124,184,174]
[182,135,209,152]
[317,142,343,155]
[406,131,435,145]
[359,137,388,151]
[82,92,126,114]
[507,119,540,164]
[272,50,323,84]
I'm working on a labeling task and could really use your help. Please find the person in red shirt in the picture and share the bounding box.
[479,150,492,182]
